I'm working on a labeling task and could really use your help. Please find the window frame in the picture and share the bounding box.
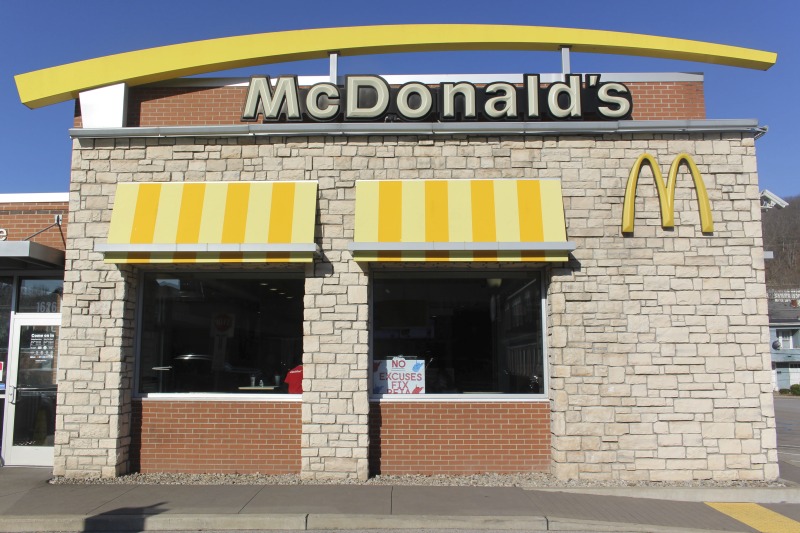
[368,269,549,402]
[133,269,305,400]
[776,329,798,350]
[0,272,64,404]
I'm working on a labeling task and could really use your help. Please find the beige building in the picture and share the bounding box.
[5,27,778,482]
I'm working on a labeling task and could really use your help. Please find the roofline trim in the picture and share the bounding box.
[70,119,764,139]
[143,71,706,88]
[0,193,69,203]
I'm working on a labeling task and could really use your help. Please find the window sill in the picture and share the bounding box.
[370,394,550,402]
[137,393,301,402]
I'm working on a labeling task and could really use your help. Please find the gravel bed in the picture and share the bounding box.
[50,471,790,489]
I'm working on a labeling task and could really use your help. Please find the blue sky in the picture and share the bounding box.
[2,0,798,197]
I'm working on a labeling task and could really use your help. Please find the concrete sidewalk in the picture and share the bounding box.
[1,468,800,532]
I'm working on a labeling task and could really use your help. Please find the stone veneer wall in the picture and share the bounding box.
[55,250,136,478]
[547,135,776,481]
[58,132,777,481]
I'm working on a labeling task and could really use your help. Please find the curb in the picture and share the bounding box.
[0,513,753,533]
[308,514,548,530]
[0,514,308,532]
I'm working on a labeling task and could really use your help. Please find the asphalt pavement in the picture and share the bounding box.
[776,395,800,485]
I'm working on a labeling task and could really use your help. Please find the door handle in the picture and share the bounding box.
[7,385,15,404]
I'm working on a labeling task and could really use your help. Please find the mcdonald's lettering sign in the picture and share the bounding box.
[621,153,714,234]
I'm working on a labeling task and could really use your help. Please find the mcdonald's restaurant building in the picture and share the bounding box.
[9,26,780,482]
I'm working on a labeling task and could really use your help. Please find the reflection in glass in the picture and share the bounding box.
[12,325,58,447]
[138,273,304,394]
[372,274,544,395]
[18,279,63,313]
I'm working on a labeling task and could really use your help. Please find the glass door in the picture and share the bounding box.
[1,316,60,466]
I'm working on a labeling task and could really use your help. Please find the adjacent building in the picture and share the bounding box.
[0,194,68,465]
[769,294,800,391]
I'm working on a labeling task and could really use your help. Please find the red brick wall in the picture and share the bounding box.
[73,81,705,127]
[131,400,548,475]
[126,86,248,127]
[0,202,68,250]
[369,401,550,475]
[134,399,301,474]
[630,82,706,120]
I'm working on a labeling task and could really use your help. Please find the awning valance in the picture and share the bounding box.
[97,181,318,264]
[350,179,574,262]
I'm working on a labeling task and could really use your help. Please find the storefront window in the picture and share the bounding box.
[372,273,545,395]
[138,273,303,394]
[18,278,63,313]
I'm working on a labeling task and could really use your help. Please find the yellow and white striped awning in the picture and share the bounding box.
[97,181,318,264]
[350,179,574,262]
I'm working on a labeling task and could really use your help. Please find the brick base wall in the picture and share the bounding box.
[135,400,301,474]
[369,401,550,474]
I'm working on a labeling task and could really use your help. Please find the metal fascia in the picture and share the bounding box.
[143,72,703,89]
[0,241,65,267]
[70,119,763,139]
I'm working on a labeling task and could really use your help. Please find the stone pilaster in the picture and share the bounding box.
[300,143,370,480]
[55,138,137,478]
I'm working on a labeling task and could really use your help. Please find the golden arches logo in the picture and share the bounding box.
[621,153,714,234]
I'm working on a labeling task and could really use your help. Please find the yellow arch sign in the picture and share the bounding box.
[622,153,714,234]
[15,24,776,109]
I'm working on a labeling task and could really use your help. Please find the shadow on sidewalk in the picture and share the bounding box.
[83,502,166,533]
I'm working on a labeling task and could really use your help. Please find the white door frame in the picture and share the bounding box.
[1,313,60,467]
